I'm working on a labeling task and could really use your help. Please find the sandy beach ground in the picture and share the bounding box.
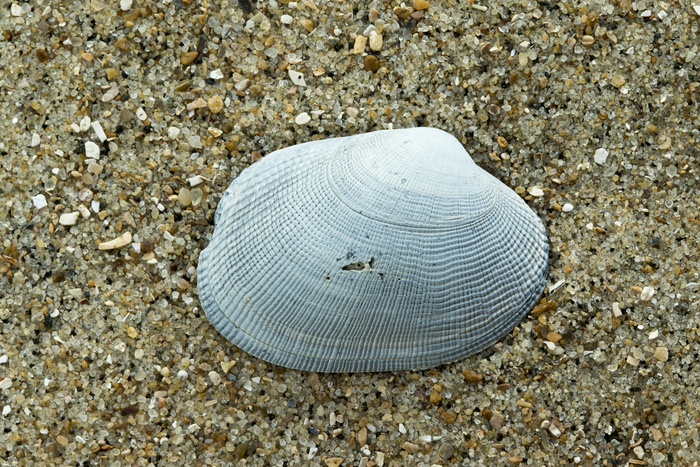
[1,0,700,465]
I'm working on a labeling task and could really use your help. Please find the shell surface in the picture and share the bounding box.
[197,128,548,372]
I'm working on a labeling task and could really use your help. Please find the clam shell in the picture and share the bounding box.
[197,128,548,372]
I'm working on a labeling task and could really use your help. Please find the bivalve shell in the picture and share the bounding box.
[197,128,548,372]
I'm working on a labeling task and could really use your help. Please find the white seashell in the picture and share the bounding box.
[197,128,549,372]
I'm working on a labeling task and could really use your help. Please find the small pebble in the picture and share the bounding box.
[188,135,202,149]
[368,31,382,51]
[178,188,192,206]
[528,186,544,197]
[87,162,103,174]
[91,121,107,142]
[594,148,608,164]
[654,346,669,362]
[353,36,367,54]
[102,86,119,102]
[611,75,625,88]
[235,79,250,91]
[59,212,80,226]
[120,0,132,10]
[31,133,40,147]
[191,188,203,206]
[414,0,430,10]
[612,302,622,317]
[295,112,311,125]
[0,378,12,390]
[346,107,359,118]
[209,371,222,385]
[658,135,672,150]
[288,70,306,86]
[181,52,198,65]
[640,286,655,301]
[85,141,100,159]
[208,95,224,113]
[363,55,379,72]
[32,194,47,209]
[280,14,293,24]
[562,203,573,212]
[438,442,455,459]
[177,370,188,380]
[210,69,224,80]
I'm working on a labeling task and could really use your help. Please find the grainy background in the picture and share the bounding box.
[1,0,699,465]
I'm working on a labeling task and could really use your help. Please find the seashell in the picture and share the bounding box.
[197,128,548,372]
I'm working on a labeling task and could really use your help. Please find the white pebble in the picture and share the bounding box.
[0,378,11,390]
[2,406,9,416]
[210,69,224,80]
[346,107,359,118]
[281,14,293,24]
[209,371,222,385]
[288,69,306,86]
[10,3,22,16]
[120,0,132,10]
[79,116,91,132]
[295,112,311,125]
[136,108,148,121]
[31,133,41,147]
[562,203,573,212]
[32,194,47,209]
[399,423,406,434]
[528,186,544,197]
[78,204,91,219]
[612,302,622,317]
[91,200,100,213]
[91,121,107,142]
[694,5,700,16]
[0,355,7,364]
[177,370,188,380]
[369,30,383,51]
[102,86,119,102]
[649,330,658,340]
[188,135,202,149]
[59,212,80,226]
[594,148,608,165]
[188,175,204,187]
[85,141,100,159]
[168,127,180,138]
[640,286,655,301]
